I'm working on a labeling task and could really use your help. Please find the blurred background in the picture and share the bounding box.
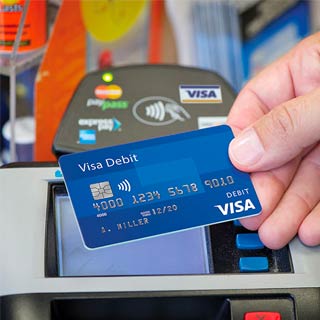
[0,0,319,164]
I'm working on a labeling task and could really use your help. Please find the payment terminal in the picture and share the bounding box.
[1,66,319,319]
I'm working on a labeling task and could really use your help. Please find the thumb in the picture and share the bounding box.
[228,88,320,171]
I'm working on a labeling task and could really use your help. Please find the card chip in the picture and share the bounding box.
[90,181,113,200]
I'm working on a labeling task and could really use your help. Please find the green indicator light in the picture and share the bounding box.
[102,72,113,83]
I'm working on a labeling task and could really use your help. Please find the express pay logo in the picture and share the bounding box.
[179,85,222,103]
[79,118,122,132]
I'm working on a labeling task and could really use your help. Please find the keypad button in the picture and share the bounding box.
[244,311,281,320]
[239,257,269,272]
[236,233,264,250]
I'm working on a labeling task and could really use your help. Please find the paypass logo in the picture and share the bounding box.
[179,85,222,103]
[87,84,128,109]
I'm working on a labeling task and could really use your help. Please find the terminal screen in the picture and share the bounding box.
[55,194,212,276]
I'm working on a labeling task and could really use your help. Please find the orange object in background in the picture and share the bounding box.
[35,1,86,161]
[148,0,164,63]
[0,0,46,52]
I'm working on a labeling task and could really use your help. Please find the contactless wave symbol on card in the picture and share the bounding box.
[117,179,131,192]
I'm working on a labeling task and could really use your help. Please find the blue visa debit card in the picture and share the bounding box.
[59,125,261,249]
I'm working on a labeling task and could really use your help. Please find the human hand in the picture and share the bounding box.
[227,32,320,249]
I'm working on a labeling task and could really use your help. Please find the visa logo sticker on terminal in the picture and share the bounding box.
[59,125,261,249]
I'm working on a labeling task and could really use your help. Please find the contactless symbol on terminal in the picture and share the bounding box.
[132,96,191,126]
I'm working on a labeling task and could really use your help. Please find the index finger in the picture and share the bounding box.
[227,32,320,132]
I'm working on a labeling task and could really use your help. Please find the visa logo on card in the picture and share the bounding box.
[59,125,261,249]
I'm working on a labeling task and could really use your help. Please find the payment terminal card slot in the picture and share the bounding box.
[50,294,297,320]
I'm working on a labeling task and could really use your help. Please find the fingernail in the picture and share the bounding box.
[229,128,265,166]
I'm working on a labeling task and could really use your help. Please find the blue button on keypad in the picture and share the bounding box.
[236,233,264,250]
[239,257,269,272]
[233,219,242,227]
